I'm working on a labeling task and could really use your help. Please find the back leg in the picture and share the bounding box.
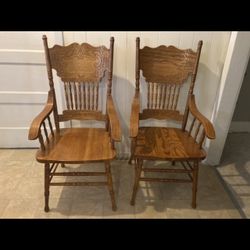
[105,161,117,211]
[130,159,143,206]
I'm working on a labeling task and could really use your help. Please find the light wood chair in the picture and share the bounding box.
[129,37,215,208]
[28,36,121,212]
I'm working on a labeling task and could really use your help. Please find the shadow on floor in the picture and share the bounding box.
[49,160,238,218]
[217,132,250,217]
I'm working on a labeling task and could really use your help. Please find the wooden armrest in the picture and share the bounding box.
[130,92,140,138]
[28,91,54,140]
[107,95,121,141]
[188,94,215,139]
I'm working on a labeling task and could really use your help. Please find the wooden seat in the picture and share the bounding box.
[129,38,215,208]
[28,36,121,212]
[135,127,206,160]
[36,128,116,163]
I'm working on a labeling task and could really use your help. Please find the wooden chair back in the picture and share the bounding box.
[135,37,203,125]
[42,36,114,124]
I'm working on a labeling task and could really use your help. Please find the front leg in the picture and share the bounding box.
[128,138,136,165]
[192,161,199,209]
[44,162,50,212]
[130,158,143,206]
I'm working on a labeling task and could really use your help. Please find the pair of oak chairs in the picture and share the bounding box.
[28,35,215,212]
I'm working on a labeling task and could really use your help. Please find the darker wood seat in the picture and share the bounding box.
[135,127,206,160]
[36,128,116,163]
[129,38,215,209]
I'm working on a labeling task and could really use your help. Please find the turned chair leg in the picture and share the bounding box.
[130,159,143,206]
[44,163,50,212]
[192,161,199,209]
[105,161,117,211]
[128,138,136,165]
[128,155,134,165]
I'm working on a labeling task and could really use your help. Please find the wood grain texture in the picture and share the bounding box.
[134,127,206,160]
[58,110,106,122]
[140,45,197,84]
[49,43,110,82]
[107,95,121,141]
[188,94,215,139]
[140,109,183,121]
[36,128,116,163]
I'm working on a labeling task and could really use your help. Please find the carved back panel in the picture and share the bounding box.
[43,36,114,122]
[137,38,202,122]
[49,43,110,82]
[139,45,197,84]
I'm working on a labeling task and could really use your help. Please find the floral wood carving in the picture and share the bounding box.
[49,43,110,82]
[140,45,197,84]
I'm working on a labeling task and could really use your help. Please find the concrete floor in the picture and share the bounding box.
[0,149,241,218]
[218,132,250,218]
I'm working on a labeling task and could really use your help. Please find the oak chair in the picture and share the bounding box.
[28,36,121,212]
[129,37,215,208]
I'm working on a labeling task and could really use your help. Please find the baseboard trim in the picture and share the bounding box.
[229,121,250,133]
[214,167,246,218]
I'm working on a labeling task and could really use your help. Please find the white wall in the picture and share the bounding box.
[63,32,231,158]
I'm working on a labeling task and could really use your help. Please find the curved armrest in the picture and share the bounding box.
[188,94,215,139]
[130,92,140,138]
[28,90,54,140]
[107,95,121,141]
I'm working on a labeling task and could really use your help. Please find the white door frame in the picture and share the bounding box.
[0,32,64,148]
[206,32,250,166]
